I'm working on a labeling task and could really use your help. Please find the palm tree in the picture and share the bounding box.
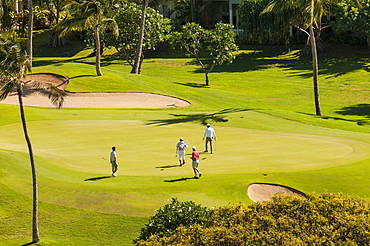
[131,0,148,74]
[28,0,33,67]
[262,0,337,116]
[309,0,321,116]
[0,33,66,243]
[58,0,119,76]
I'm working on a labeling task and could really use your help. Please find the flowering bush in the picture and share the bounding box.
[134,198,209,243]
[136,193,370,245]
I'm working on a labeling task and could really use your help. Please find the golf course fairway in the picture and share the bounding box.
[1,109,370,218]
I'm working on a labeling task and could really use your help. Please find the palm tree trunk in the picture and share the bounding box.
[95,24,103,76]
[28,0,33,67]
[191,0,196,23]
[17,88,40,243]
[131,0,148,74]
[310,0,321,116]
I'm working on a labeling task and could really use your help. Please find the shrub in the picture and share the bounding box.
[137,193,370,245]
[134,198,209,243]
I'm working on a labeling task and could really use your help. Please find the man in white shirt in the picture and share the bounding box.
[176,137,188,166]
[110,146,118,176]
[202,123,216,153]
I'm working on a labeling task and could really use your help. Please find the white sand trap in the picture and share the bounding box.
[248,183,306,202]
[0,73,190,109]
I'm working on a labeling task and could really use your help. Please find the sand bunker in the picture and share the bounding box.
[248,183,306,202]
[0,73,190,108]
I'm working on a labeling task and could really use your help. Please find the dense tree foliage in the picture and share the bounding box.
[174,0,222,28]
[238,0,289,44]
[136,193,370,245]
[331,0,370,47]
[170,22,238,86]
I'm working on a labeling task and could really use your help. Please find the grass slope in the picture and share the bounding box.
[1,31,370,244]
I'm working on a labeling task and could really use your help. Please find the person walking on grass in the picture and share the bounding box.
[191,146,202,179]
[176,137,188,166]
[110,146,118,176]
[202,123,216,153]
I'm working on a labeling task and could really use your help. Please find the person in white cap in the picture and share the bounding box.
[176,137,188,166]
[202,123,216,153]
[190,146,202,179]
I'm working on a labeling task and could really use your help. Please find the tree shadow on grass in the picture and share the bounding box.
[334,104,370,126]
[299,105,370,126]
[335,104,370,118]
[69,75,96,80]
[84,176,112,181]
[146,108,252,126]
[164,177,192,182]
[174,82,209,88]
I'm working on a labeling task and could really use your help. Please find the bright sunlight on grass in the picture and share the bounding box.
[1,30,370,245]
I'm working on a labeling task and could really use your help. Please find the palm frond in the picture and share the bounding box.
[0,79,18,101]
[25,80,67,108]
[58,17,90,35]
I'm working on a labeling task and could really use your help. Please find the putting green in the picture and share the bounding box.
[1,120,370,216]
[0,120,369,174]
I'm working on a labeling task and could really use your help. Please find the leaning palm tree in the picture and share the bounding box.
[0,34,66,243]
[58,0,119,76]
[262,0,337,116]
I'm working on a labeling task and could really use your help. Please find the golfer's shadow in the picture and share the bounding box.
[84,176,112,181]
[156,165,180,169]
[164,177,192,182]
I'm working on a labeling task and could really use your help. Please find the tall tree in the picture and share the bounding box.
[131,0,148,74]
[28,0,33,66]
[0,33,66,243]
[58,0,119,76]
[262,0,337,116]
[309,0,321,116]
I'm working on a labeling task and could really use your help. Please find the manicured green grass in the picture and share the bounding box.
[1,33,370,245]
